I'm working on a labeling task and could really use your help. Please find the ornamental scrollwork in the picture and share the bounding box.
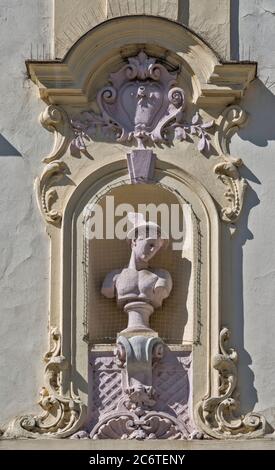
[35,161,68,226]
[72,337,203,441]
[214,158,247,226]
[4,329,85,439]
[215,105,247,156]
[214,105,248,227]
[90,412,187,440]
[40,105,72,163]
[71,51,213,151]
[197,327,267,439]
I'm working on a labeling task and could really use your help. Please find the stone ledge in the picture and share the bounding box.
[0,438,275,451]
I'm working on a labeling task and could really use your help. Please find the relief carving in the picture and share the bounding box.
[35,161,68,226]
[40,105,71,164]
[72,349,200,441]
[71,51,213,151]
[115,335,164,412]
[197,328,267,439]
[214,106,248,227]
[4,329,85,439]
[90,412,188,440]
[35,105,73,226]
[214,158,247,226]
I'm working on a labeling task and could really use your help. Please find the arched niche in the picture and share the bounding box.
[85,183,192,344]
[5,15,267,442]
[58,160,220,438]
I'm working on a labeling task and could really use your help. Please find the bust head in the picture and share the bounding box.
[131,227,164,263]
[127,213,168,266]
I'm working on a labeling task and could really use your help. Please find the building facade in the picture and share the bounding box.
[0,0,275,448]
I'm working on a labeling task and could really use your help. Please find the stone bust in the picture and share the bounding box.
[101,213,172,332]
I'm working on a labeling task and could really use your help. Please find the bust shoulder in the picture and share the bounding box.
[153,268,173,296]
[101,268,122,298]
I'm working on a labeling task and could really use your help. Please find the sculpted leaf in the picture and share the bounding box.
[198,136,206,151]
[192,112,199,124]
[201,120,214,129]
[71,52,213,154]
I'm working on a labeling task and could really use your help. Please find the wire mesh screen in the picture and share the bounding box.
[84,183,196,344]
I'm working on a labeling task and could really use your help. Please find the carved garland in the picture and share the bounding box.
[4,329,85,439]
[197,328,267,439]
[35,65,248,231]
[71,52,214,151]
[34,54,248,232]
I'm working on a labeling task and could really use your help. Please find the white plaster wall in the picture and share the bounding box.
[0,0,53,425]
[229,0,275,420]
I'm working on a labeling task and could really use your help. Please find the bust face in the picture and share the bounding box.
[132,236,164,263]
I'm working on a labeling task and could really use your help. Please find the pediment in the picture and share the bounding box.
[27,16,256,107]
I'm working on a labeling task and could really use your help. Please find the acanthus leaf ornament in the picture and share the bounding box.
[89,412,188,440]
[71,52,213,151]
[214,105,248,228]
[214,157,247,226]
[216,105,247,156]
[34,105,72,227]
[4,329,85,439]
[35,161,68,226]
[40,105,72,164]
[197,328,267,439]
[72,337,203,441]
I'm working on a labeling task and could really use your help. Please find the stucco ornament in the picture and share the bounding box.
[197,328,267,439]
[214,105,248,230]
[89,412,190,440]
[35,105,72,226]
[4,329,85,439]
[71,51,213,150]
[115,336,163,411]
[101,212,172,333]
[72,342,199,441]
[87,337,192,440]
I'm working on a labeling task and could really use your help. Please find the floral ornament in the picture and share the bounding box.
[71,110,213,153]
[169,112,214,152]
[70,52,214,153]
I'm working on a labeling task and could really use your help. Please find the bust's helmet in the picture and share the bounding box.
[126,212,169,248]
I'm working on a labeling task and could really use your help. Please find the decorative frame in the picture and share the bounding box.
[3,16,268,440]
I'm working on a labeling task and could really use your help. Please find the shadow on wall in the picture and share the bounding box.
[178,0,240,61]
[228,77,275,414]
[177,0,189,25]
[230,0,239,61]
[230,178,259,415]
[0,134,22,157]
[238,78,275,147]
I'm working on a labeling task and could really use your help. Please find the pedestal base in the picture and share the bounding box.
[121,301,155,335]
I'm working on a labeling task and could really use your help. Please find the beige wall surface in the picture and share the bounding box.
[54,0,231,59]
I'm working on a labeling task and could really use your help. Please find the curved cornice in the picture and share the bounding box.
[26,15,256,107]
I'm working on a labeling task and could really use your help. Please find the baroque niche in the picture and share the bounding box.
[3,16,269,441]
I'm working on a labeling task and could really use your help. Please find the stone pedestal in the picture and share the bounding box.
[120,301,155,335]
